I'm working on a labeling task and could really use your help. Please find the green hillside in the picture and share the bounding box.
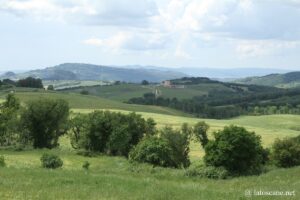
[235,71,300,88]
[62,84,153,101]
[63,81,247,102]
[0,90,188,116]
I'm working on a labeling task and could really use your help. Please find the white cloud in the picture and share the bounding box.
[236,40,300,57]
[0,0,158,26]
[83,31,169,52]
[151,0,300,59]
[175,47,191,59]
[83,38,104,46]
[2,0,300,60]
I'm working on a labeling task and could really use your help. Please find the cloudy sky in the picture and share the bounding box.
[1,0,300,70]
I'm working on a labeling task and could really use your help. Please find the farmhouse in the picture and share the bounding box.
[162,80,185,89]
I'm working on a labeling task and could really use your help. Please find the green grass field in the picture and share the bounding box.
[63,83,232,101]
[1,143,299,200]
[62,84,153,101]
[0,90,189,117]
[1,90,300,199]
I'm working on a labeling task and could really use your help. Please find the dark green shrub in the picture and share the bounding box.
[145,118,157,136]
[107,125,131,156]
[20,99,69,148]
[69,111,154,157]
[185,164,229,179]
[193,121,209,148]
[0,155,5,167]
[80,90,89,95]
[40,153,63,169]
[129,137,174,167]
[81,111,119,152]
[204,125,266,175]
[69,114,89,150]
[0,94,21,147]
[47,85,54,90]
[129,124,192,168]
[160,125,191,168]
[271,135,300,168]
[82,161,90,170]
[17,77,43,88]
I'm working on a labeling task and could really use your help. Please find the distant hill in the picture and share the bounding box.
[0,63,187,83]
[235,71,300,88]
[113,66,291,79]
[170,67,291,79]
[3,71,16,77]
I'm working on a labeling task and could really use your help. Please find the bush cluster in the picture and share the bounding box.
[129,137,174,167]
[17,77,43,88]
[204,125,267,175]
[20,98,70,148]
[271,135,300,168]
[129,125,191,168]
[70,111,156,157]
[0,94,21,147]
[40,153,63,169]
[0,94,70,149]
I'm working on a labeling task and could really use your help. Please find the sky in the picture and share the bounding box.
[0,0,300,71]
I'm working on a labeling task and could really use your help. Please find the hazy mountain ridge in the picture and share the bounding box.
[1,63,297,83]
[0,63,187,83]
[235,71,300,88]
[171,67,292,79]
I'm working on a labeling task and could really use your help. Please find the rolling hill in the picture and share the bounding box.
[235,71,300,88]
[0,63,186,83]
[0,89,189,117]
[172,67,291,79]
[63,77,274,102]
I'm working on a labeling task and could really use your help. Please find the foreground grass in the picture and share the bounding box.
[1,147,299,200]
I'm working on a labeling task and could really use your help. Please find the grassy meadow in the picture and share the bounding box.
[1,147,299,200]
[63,83,232,101]
[1,90,300,199]
[0,90,189,116]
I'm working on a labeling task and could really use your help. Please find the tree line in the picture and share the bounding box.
[127,87,300,119]
[0,77,43,89]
